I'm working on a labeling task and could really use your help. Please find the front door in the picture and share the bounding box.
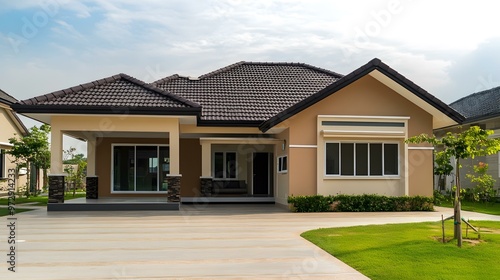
[253,153,270,195]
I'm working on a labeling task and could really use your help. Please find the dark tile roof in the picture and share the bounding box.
[260,58,465,132]
[13,73,201,115]
[153,61,343,124]
[449,86,500,122]
[0,88,18,105]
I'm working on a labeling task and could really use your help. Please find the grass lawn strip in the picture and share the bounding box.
[0,208,33,216]
[440,201,500,215]
[302,221,500,280]
[0,193,86,206]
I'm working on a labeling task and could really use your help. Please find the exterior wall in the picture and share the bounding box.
[0,106,27,191]
[180,139,201,197]
[275,129,289,205]
[282,75,434,197]
[95,137,169,197]
[408,149,433,196]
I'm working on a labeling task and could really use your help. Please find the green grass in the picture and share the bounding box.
[440,201,500,215]
[0,193,86,206]
[302,221,500,280]
[0,208,33,216]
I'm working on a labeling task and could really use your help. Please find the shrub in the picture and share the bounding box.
[288,194,433,212]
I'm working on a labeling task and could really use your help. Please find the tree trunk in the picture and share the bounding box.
[454,158,462,247]
[25,163,31,197]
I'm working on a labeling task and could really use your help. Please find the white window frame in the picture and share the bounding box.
[277,155,288,173]
[111,144,169,193]
[325,141,400,177]
[212,151,238,180]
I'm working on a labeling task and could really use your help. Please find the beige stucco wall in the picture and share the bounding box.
[275,129,289,205]
[278,75,434,197]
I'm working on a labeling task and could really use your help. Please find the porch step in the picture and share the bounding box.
[47,200,180,211]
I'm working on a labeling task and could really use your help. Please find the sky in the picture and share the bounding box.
[1,0,500,153]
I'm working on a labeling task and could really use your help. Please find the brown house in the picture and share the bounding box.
[12,58,464,210]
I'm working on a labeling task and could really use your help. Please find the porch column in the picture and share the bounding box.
[200,141,211,177]
[169,125,180,175]
[50,128,63,174]
[86,137,96,176]
[85,137,98,199]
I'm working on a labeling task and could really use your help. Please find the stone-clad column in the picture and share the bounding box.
[166,174,181,202]
[48,175,65,203]
[86,176,98,199]
[200,177,213,197]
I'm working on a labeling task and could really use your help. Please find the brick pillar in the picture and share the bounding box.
[86,176,98,199]
[200,177,213,197]
[48,175,65,203]
[166,175,181,202]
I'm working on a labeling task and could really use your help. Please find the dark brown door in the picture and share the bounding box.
[253,153,269,195]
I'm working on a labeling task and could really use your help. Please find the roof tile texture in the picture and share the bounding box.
[154,62,342,121]
[21,74,194,108]
[450,86,500,120]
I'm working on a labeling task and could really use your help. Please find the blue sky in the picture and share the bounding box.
[1,0,500,152]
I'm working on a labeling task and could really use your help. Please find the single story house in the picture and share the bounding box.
[12,58,464,208]
[0,89,28,192]
[435,86,500,192]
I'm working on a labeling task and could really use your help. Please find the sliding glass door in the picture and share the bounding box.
[112,145,169,192]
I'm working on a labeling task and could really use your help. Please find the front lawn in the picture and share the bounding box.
[0,193,86,206]
[441,201,500,215]
[302,221,500,280]
[0,208,32,216]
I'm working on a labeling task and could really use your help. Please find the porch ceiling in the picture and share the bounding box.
[63,131,171,140]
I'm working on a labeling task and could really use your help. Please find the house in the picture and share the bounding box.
[435,86,500,192]
[11,58,464,209]
[0,89,29,192]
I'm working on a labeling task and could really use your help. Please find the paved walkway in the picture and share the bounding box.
[1,205,499,279]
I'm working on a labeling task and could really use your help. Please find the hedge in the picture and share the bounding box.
[287,194,434,212]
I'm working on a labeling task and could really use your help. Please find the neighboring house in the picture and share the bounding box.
[0,89,29,192]
[435,86,500,192]
[12,58,463,207]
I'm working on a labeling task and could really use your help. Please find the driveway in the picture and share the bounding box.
[1,204,499,279]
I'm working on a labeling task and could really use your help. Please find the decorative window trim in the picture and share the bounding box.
[325,141,400,177]
[277,155,288,173]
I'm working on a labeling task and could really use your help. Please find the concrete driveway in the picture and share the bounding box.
[2,204,500,279]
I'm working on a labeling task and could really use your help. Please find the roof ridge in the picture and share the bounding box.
[120,73,201,108]
[243,61,344,78]
[198,61,246,79]
[151,74,184,85]
[450,85,500,106]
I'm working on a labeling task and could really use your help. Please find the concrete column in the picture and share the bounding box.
[201,141,211,177]
[86,137,96,176]
[50,128,63,174]
[169,124,180,175]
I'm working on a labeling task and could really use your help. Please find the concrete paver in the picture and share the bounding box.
[1,205,499,279]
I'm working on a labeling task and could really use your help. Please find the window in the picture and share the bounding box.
[112,145,169,192]
[213,152,237,179]
[278,155,288,173]
[0,149,5,178]
[325,142,399,176]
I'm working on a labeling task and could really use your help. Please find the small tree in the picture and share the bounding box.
[466,162,496,202]
[7,124,51,197]
[406,126,500,247]
[63,147,87,196]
